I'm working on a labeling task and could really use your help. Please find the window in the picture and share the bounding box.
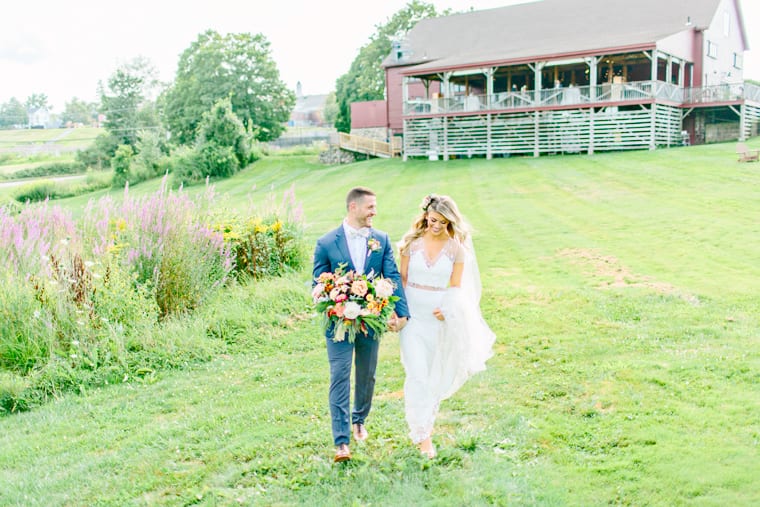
[707,40,718,59]
[733,52,743,69]
[723,11,730,37]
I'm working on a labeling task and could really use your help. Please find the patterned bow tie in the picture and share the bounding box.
[347,228,370,239]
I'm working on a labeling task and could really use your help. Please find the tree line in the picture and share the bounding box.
[2,2,444,145]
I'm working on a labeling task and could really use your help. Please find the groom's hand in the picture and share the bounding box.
[395,316,408,331]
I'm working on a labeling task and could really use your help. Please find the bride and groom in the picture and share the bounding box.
[312,187,495,462]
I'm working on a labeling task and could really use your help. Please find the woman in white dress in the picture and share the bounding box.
[398,194,495,458]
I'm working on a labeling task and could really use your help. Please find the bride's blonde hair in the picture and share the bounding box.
[399,194,470,254]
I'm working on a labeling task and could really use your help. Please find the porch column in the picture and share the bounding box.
[402,76,409,104]
[443,117,449,160]
[587,57,599,101]
[588,107,595,155]
[487,113,492,160]
[666,55,673,84]
[530,62,545,104]
[740,104,747,141]
[485,67,495,108]
[485,67,495,160]
[650,51,658,150]
[587,57,599,155]
[678,59,685,87]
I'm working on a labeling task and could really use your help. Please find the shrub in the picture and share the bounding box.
[167,146,206,187]
[13,180,57,203]
[12,173,112,203]
[132,129,169,182]
[76,133,119,170]
[216,185,306,279]
[111,144,134,189]
[11,161,87,179]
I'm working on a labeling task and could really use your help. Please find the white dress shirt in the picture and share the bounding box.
[343,221,369,274]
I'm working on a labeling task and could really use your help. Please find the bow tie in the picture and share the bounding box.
[347,228,370,239]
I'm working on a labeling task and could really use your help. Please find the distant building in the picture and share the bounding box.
[28,107,51,128]
[289,82,329,127]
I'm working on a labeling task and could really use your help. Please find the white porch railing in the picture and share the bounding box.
[403,80,759,116]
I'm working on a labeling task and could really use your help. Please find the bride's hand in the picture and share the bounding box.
[433,308,445,321]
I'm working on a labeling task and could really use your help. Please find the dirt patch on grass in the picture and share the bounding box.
[558,248,698,304]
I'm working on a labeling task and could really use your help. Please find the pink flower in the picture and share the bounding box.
[351,279,368,297]
[312,283,325,301]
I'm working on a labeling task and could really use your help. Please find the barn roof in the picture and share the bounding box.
[384,0,731,75]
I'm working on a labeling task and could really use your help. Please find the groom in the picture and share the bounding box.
[313,186,409,463]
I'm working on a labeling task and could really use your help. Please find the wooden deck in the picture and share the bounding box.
[401,81,760,159]
[338,133,402,158]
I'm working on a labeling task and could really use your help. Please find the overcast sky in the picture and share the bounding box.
[1,0,758,111]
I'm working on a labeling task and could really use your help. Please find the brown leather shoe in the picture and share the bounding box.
[352,423,368,442]
[334,444,351,463]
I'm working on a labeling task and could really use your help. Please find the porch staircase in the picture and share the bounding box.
[338,133,402,158]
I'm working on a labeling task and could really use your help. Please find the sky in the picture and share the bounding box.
[1,0,759,112]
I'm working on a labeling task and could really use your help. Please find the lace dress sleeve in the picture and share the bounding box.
[453,239,466,264]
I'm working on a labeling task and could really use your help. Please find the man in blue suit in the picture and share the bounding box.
[313,187,410,463]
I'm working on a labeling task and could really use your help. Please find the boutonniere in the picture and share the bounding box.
[367,238,381,256]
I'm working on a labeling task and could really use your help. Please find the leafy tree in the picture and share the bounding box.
[99,57,162,146]
[61,97,97,125]
[25,93,49,113]
[0,98,28,128]
[111,144,134,189]
[334,0,439,132]
[163,30,295,145]
[322,92,338,126]
[172,97,257,185]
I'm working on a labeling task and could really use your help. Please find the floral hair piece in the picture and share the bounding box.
[421,194,436,212]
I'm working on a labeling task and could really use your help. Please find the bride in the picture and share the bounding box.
[397,194,495,458]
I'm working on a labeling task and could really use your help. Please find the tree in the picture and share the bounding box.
[322,92,338,126]
[334,1,439,133]
[99,57,162,146]
[0,98,28,128]
[163,30,295,145]
[61,97,97,125]
[25,93,49,113]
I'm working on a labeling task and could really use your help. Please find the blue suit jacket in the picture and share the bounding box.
[313,225,410,337]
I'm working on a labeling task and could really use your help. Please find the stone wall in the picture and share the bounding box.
[319,146,356,165]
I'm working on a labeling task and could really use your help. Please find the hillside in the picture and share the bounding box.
[1,143,759,505]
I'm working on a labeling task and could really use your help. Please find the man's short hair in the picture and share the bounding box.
[346,187,375,210]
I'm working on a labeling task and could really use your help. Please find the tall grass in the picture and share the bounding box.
[0,176,306,413]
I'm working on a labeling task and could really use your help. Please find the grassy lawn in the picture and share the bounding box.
[0,126,102,145]
[1,142,759,505]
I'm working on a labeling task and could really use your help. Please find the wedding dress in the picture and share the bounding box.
[399,237,495,444]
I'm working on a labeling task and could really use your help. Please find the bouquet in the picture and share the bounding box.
[313,264,399,343]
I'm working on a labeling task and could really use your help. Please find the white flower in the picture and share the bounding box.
[343,301,362,320]
[374,279,394,299]
[84,261,95,268]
